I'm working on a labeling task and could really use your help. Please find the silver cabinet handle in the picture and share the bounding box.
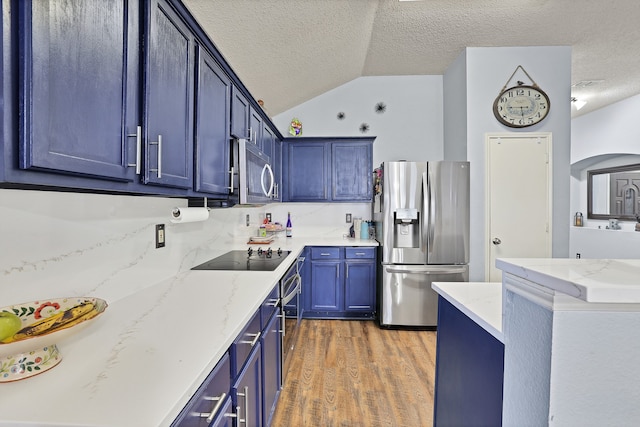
[278,312,285,336]
[150,134,162,178]
[192,392,226,424]
[355,252,365,256]
[127,126,141,174]
[240,332,261,347]
[228,166,234,194]
[336,264,339,278]
[346,264,349,278]
[493,238,502,245]
[267,298,278,307]
[237,386,249,425]
[320,253,332,256]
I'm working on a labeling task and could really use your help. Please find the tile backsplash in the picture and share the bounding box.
[0,188,370,305]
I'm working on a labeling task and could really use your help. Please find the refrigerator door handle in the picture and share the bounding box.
[384,266,467,275]
[422,171,435,253]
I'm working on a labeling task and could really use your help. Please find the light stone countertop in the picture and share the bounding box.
[496,258,640,303]
[431,282,503,342]
[0,237,377,427]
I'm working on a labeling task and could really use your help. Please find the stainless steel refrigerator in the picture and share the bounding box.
[373,161,470,328]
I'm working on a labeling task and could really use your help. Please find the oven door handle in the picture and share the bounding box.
[282,274,301,306]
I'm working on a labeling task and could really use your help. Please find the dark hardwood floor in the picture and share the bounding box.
[271,319,437,427]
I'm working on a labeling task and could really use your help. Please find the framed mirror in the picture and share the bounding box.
[588,163,640,220]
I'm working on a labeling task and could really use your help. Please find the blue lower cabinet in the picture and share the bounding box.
[344,260,376,311]
[171,352,233,427]
[234,343,263,427]
[311,261,342,311]
[304,247,376,319]
[261,309,282,426]
[433,297,504,427]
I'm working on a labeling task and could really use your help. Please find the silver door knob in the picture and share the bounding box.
[492,238,502,245]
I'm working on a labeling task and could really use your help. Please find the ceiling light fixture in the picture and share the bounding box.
[571,97,587,110]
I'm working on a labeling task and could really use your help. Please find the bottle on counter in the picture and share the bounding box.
[286,212,292,237]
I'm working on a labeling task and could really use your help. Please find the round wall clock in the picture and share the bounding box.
[493,84,550,128]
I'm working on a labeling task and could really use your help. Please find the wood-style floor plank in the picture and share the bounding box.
[272,319,437,427]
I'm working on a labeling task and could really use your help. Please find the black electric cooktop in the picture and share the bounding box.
[191,248,291,271]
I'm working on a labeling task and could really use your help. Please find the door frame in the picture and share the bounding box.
[484,132,553,281]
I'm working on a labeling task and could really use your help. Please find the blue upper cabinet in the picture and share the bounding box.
[18,0,140,181]
[284,137,374,202]
[194,44,232,195]
[144,0,194,189]
[286,141,330,201]
[332,141,373,201]
[230,86,250,140]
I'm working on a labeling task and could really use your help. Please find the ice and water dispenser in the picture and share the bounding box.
[393,208,420,248]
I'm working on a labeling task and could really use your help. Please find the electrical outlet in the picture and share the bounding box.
[266,213,272,223]
[155,224,165,248]
[346,213,352,223]
[246,214,250,226]
[576,253,581,259]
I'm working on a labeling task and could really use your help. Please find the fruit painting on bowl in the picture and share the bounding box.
[0,297,108,382]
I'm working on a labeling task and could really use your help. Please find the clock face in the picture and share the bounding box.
[493,85,550,128]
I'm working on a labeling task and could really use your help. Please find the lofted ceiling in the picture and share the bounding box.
[182,0,640,118]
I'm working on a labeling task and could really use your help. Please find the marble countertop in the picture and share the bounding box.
[496,258,640,303]
[431,282,503,342]
[0,237,377,427]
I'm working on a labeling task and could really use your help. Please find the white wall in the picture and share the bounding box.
[571,93,640,164]
[570,93,640,255]
[273,75,444,167]
[0,188,369,306]
[447,47,572,280]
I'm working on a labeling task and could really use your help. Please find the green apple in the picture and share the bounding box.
[0,311,22,341]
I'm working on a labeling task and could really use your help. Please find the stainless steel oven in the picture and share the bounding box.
[280,255,304,383]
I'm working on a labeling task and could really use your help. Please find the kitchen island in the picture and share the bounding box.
[433,258,640,427]
[0,237,377,427]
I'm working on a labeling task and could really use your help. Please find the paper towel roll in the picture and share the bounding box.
[170,207,209,223]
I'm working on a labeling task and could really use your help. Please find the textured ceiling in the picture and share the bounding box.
[182,0,640,118]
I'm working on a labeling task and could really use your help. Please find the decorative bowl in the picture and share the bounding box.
[0,297,108,382]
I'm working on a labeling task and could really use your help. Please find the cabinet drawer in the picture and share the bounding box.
[311,247,341,260]
[232,310,261,377]
[260,284,280,330]
[345,247,376,259]
[172,352,231,427]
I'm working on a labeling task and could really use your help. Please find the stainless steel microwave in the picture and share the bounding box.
[232,138,275,204]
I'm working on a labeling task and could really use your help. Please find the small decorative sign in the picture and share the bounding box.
[289,118,302,136]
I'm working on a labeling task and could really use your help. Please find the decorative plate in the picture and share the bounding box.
[0,297,108,382]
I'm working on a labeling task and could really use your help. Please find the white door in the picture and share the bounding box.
[486,133,552,282]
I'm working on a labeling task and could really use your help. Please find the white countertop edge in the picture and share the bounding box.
[496,258,640,304]
[432,282,503,342]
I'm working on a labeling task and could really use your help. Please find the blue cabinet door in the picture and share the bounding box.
[272,139,282,201]
[249,107,263,149]
[261,309,282,427]
[19,0,139,181]
[144,0,194,188]
[310,261,342,311]
[233,344,263,427]
[332,142,373,201]
[172,352,232,427]
[286,143,329,201]
[194,45,231,195]
[344,260,376,311]
[231,86,250,139]
[434,297,504,426]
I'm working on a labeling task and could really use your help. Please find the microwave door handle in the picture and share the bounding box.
[266,163,274,196]
[260,164,275,197]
